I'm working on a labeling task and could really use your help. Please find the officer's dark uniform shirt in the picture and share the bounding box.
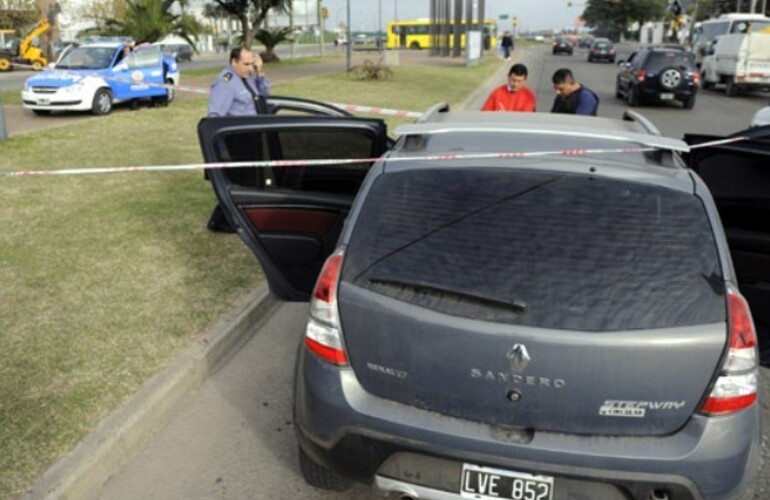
[207,65,271,117]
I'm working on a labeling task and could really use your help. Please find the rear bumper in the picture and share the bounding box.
[638,85,696,101]
[294,346,761,500]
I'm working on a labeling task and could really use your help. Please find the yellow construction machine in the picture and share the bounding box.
[0,18,51,71]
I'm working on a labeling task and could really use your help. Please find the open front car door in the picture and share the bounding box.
[684,125,770,364]
[198,97,390,301]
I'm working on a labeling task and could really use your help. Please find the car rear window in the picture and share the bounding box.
[646,51,694,71]
[342,168,725,331]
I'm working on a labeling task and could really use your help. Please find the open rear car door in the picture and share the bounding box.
[684,125,770,364]
[198,97,390,301]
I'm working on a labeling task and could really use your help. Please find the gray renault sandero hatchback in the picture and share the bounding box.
[198,101,764,500]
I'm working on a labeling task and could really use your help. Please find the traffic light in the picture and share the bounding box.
[321,7,329,19]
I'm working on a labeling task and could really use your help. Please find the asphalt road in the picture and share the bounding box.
[93,44,770,500]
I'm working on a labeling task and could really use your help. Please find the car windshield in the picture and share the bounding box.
[343,168,724,331]
[595,42,612,49]
[646,51,694,71]
[57,46,116,69]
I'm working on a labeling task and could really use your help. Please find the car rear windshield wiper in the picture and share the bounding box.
[370,277,528,314]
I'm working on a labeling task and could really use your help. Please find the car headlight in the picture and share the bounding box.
[62,82,85,94]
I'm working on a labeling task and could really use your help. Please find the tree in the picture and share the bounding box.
[253,26,291,61]
[89,0,204,45]
[210,0,291,48]
[582,0,666,41]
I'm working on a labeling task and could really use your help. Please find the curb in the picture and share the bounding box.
[22,283,279,500]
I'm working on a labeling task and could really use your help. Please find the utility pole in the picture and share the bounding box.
[317,0,324,57]
[290,2,296,60]
[346,0,352,71]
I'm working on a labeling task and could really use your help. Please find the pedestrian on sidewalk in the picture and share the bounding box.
[481,63,536,112]
[500,31,514,60]
[205,46,271,232]
[550,68,599,116]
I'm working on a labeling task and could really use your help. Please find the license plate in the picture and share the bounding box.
[37,98,50,105]
[461,464,554,500]
[659,93,674,100]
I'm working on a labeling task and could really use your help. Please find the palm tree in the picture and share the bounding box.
[254,26,293,61]
[212,0,291,48]
[100,0,204,45]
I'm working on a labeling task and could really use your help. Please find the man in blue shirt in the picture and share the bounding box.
[208,46,270,116]
[550,68,599,116]
[206,47,271,232]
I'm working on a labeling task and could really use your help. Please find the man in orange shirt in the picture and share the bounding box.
[481,64,537,112]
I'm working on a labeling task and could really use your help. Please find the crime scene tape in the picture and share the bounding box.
[0,137,750,179]
[11,62,424,118]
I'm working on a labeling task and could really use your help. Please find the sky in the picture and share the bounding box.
[321,0,585,33]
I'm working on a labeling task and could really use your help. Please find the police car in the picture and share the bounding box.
[21,42,179,116]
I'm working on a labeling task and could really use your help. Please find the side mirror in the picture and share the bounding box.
[47,62,56,69]
[113,62,128,72]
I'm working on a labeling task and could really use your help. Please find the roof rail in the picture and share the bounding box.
[418,102,449,123]
[623,110,661,136]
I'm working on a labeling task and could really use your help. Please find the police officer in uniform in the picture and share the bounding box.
[208,46,270,117]
[206,46,271,231]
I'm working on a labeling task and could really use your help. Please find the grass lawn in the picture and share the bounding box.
[0,54,501,497]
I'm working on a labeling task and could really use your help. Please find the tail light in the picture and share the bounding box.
[304,249,348,365]
[691,71,701,84]
[701,287,758,415]
[637,70,647,82]
[590,48,596,53]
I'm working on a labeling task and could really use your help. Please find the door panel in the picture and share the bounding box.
[198,103,389,301]
[684,125,770,364]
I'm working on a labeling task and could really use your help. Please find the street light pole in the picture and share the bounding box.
[346,0,352,71]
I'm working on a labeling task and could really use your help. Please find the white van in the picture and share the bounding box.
[692,13,770,66]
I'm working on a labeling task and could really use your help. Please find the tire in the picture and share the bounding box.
[91,88,113,116]
[32,59,44,71]
[615,79,623,99]
[626,85,639,107]
[409,41,420,50]
[298,447,351,491]
[702,79,714,90]
[165,78,175,104]
[725,76,737,97]
[683,94,696,110]
[659,67,683,90]
[0,56,11,71]
[32,109,51,116]
[588,55,593,62]
[610,57,615,63]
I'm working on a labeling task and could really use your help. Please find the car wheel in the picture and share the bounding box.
[702,79,714,90]
[659,67,683,90]
[409,41,421,50]
[725,77,738,97]
[32,109,51,116]
[0,56,11,71]
[32,60,44,71]
[626,86,639,107]
[91,88,113,116]
[588,55,593,62]
[298,447,351,491]
[615,81,623,99]
[610,57,615,63]
[683,94,696,110]
[165,78,175,104]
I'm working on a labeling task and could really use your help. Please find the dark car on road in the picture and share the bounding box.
[159,43,193,62]
[552,37,573,55]
[587,38,616,62]
[198,100,766,500]
[616,46,700,109]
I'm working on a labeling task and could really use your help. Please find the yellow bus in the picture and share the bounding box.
[386,18,498,50]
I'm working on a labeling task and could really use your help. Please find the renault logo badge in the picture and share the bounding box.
[506,344,530,374]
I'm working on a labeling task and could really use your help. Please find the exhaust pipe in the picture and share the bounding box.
[649,489,670,500]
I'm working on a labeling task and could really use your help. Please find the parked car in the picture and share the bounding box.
[552,37,573,55]
[615,46,700,109]
[159,43,193,62]
[21,43,179,115]
[587,38,615,62]
[198,99,764,500]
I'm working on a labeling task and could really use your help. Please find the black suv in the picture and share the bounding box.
[615,47,700,109]
[198,99,767,500]
[552,37,573,55]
